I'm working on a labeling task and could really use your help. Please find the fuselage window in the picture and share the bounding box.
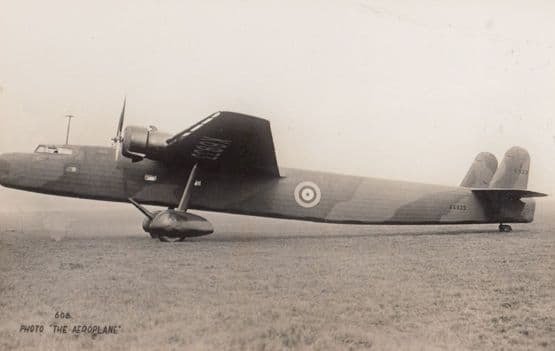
[65,166,78,173]
[34,145,73,155]
[144,174,158,182]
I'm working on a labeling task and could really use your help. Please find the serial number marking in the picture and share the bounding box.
[191,136,232,161]
[513,168,529,175]
[449,204,467,211]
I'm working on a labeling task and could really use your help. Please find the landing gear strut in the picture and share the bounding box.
[498,224,512,232]
[128,164,214,242]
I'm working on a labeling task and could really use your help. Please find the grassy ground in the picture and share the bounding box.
[0,204,553,350]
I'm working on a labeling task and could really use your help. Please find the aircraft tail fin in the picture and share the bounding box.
[489,146,530,189]
[460,152,498,188]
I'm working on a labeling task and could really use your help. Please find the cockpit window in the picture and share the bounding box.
[34,145,74,155]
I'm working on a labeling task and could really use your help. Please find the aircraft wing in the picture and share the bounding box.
[165,111,280,177]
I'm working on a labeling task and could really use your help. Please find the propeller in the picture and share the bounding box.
[111,97,126,161]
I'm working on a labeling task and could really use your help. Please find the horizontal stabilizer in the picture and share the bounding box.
[472,189,547,199]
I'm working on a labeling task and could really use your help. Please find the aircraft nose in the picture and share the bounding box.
[0,154,10,181]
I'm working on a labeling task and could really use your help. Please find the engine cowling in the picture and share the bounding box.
[121,125,172,161]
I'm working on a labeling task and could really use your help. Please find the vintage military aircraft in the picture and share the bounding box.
[0,101,547,241]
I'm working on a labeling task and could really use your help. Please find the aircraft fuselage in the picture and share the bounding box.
[0,145,535,225]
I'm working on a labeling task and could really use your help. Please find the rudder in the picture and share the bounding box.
[460,152,498,188]
[489,146,530,189]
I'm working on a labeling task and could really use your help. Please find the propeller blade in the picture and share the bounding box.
[115,97,126,141]
[115,142,122,161]
[113,97,126,161]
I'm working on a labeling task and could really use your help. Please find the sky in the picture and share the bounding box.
[0,0,554,211]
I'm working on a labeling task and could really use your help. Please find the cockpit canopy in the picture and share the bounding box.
[34,144,74,155]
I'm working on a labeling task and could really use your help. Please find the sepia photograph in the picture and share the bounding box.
[1,1,554,350]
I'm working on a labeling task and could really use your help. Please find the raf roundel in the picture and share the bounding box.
[294,181,322,208]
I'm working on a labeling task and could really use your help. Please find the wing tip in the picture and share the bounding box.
[220,111,271,124]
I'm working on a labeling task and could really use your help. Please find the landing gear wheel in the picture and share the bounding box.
[159,235,185,242]
[149,233,159,239]
[498,224,512,232]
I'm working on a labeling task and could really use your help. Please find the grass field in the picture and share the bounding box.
[0,202,553,350]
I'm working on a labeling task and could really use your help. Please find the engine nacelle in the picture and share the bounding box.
[122,126,172,161]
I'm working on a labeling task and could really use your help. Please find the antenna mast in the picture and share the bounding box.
[64,114,76,145]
